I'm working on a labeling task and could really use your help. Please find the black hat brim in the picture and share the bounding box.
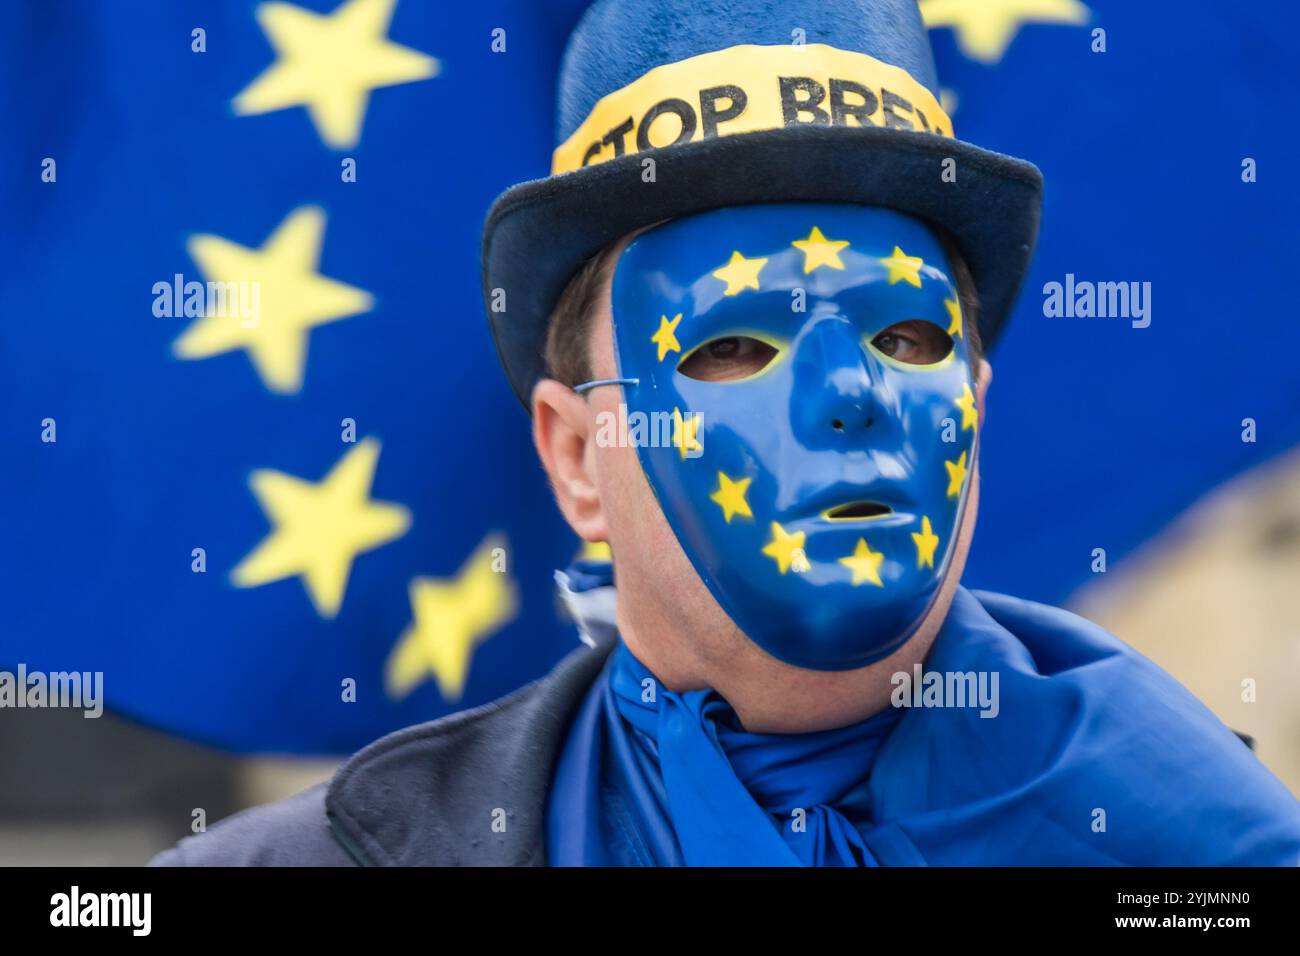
[482,125,1042,408]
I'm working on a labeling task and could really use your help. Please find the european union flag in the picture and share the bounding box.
[4,0,1297,754]
[917,0,1300,603]
[1,0,595,753]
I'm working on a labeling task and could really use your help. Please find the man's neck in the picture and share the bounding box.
[617,576,959,735]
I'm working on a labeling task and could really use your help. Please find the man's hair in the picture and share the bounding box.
[544,243,621,389]
[543,226,983,389]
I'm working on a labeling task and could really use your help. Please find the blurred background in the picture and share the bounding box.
[3,0,1297,864]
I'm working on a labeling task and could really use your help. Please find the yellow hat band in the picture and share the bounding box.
[552,42,953,175]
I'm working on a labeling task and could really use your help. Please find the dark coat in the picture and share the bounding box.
[150,640,612,866]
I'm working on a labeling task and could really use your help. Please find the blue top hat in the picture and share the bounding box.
[482,0,1042,406]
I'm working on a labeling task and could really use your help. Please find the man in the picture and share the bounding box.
[154,0,1300,866]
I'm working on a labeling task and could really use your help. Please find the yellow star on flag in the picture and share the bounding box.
[709,471,753,523]
[955,382,979,431]
[762,521,807,574]
[912,516,940,570]
[711,250,768,295]
[881,246,925,288]
[945,297,963,338]
[940,87,959,117]
[651,313,683,361]
[920,0,1090,64]
[576,540,612,563]
[792,226,850,273]
[839,537,885,587]
[231,438,411,618]
[233,0,440,149]
[945,450,969,499]
[672,407,703,460]
[385,534,518,702]
[173,206,373,394]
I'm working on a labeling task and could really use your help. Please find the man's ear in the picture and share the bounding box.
[532,378,609,544]
[974,358,992,427]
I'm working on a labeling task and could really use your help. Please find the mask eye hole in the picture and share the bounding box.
[678,335,780,382]
[870,319,953,366]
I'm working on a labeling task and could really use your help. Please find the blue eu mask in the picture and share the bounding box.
[589,203,978,671]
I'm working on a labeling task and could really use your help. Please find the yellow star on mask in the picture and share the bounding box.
[672,407,703,460]
[711,250,769,295]
[792,226,850,273]
[945,450,969,499]
[231,438,411,617]
[945,297,963,338]
[709,471,753,523]
[651,313,683,362]
[839,537,885,587]
[912,516,940,570]
[762,521,807,574]
[173,206,373,394]
[920,0,1090,64]
[955,382,979,431]
[882,246,925,288]
[385,535,518,702]
[233,0,440,149]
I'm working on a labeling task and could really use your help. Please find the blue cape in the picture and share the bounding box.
[548,584,1300,865]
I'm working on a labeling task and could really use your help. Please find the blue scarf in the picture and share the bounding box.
[548,585,1300,866]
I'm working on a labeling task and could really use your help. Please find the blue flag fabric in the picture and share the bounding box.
[548,583,1300,866]
[922,1,1300,600]
[3,0,1298,754]
[0,0,593,753]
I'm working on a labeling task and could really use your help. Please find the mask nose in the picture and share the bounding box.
[790,318,889,448]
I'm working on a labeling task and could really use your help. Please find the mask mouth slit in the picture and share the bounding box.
[822,501,892,521]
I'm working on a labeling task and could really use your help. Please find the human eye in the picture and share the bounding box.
[677,335,780,382]
[870,320,952,365]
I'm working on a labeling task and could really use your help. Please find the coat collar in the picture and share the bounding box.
[324,637,613,865]
[326,567,618,865]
